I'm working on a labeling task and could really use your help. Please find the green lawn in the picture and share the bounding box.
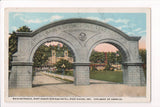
[90,71,123,83]
[44,70,123,83]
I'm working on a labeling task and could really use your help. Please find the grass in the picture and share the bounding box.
[90,71,123,83]
[57,70,123,83]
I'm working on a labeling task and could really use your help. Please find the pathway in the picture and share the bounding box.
[9,72,146,97]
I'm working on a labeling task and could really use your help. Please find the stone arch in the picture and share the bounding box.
[87,39,131,62]
[9,18,146,88]
[87,39,132,85]
[29,37,77,62]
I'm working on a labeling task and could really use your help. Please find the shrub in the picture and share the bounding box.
[65,70,73,76]
[90,66,98,72]
[104,64,111,71]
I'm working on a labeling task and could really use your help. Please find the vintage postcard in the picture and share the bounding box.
[4,8,150,102]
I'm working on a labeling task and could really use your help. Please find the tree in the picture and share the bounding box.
[33,45,51,67]
[139,49,146,71]
[9,26,32,70]
[104,64,111,71]
[90,65,98,72]
[107,52,116,64]
[104,63,115,71]
[90,50,105,63]
[106,51,122,65]
[116,51,122,64]
[55,59,73,71]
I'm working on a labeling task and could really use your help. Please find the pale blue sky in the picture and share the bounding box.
[9,12,146,37]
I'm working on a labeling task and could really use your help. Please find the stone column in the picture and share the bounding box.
[9,62,33,88]
[122,65,128,84]
[122,62,146,86]
[73,63,90,85]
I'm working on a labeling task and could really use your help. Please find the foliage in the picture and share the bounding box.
[55,59,73,70]
[139,49,146,64]
[65,70,74,76]
[90,65,98,72]
[116,51,122,64]
[90,50,105,63]
[33,45,52,67]
[9,26,32,70]
[104,64,111,71]
[107,51,122,64]
[90,50,122,65]
[139,49,146,72]
[104,64,115,71]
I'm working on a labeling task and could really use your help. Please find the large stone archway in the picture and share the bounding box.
[9,18,146,88]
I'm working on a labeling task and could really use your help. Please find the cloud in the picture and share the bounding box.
[13,13,23,18]
[86,17,101,21]
[19,15,63,24]
[20,17,43,23]
[129,23,136,28]
[116,25,128,30]
[11,26,18,31]
[49,15,63,22]
[114,19,129,24]
[104,18,114,23]
[138,30,146,34]
[86,17,114,23]
[134,28,141,32]
[126,32,136,36]
[86,16,130,24]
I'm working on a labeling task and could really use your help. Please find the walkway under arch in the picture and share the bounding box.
[9,18,146,88]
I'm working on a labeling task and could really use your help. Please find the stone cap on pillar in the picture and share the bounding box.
[122,62,143,66]
[73,62,90,66]
[12,61,33,66]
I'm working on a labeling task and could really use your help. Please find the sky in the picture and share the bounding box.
[9,12,146,52]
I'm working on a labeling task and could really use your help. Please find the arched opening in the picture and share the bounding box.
[89,42,127,84]
[32,41,75,87]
